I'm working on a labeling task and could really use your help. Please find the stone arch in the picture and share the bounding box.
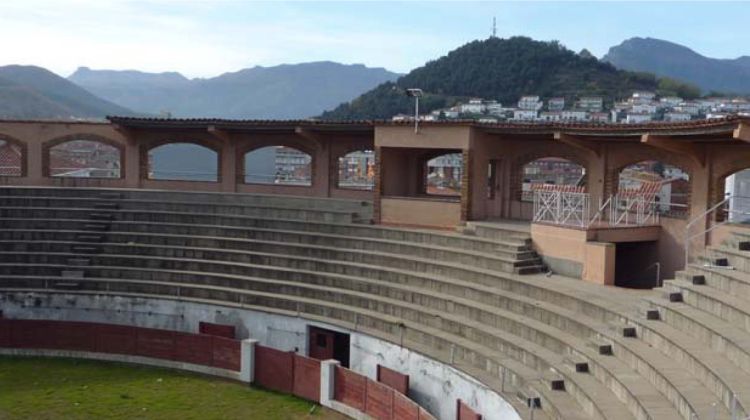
[510,150,590,201]
[243,145,313,186]
[423,151,463,197]
[710,153,750,222]
[336,149,375,190]
[607,147,692,198]
[0,133,26,177]
[145,139,221,182]
[43,133,124,178]
[616,159,692,218]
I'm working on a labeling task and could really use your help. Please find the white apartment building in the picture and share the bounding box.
[460,98,486,114]
[577,96,604,112]
[632,103,657,114]
[547,97,565,111]
[660,96,684,107]
[664,112,692,122]
[675,102,700,116]
[626,113,653,124]
[513,109,538,121]
[518,96,543,111]
[561,110,589,121]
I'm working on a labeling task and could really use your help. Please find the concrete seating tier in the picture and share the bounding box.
[0,242,728,420]
[0,187,746,419]
[0,187,373,215]
[0,221,536,272]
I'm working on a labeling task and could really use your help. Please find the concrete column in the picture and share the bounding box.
[240,338,259,383]
[26,139,43,182]
[124,138,141,188]
[220,140,238,193]
[320,359,341,408]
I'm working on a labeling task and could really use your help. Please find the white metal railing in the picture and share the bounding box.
[684,195,750,267]
[533,190,661,228]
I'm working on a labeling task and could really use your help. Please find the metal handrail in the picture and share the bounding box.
[684,195,750,268]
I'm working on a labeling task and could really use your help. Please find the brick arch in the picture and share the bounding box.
[143,138,222,182]
[334,146,375,190]
[240,142,315,187]
[0,133,27,177]
[510,151,590,201]
[238,138,318,185]
[42,133,124,178]
[606,148,692,197]
[709,155,750,221]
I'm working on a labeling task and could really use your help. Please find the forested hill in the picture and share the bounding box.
[321,37,700,120]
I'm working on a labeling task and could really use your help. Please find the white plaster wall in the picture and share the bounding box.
[0,292,520,420]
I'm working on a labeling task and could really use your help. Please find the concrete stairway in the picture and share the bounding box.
[1,187,747,420]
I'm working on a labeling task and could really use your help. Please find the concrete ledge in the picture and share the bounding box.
[0,348,242,381]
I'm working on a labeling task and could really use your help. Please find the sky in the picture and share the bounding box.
[2,1,749,79]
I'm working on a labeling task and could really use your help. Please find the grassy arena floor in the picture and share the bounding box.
[0,356,346,420]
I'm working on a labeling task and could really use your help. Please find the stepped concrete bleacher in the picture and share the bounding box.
[3,187,750,419]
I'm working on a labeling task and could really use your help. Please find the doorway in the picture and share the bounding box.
[308,326,350,367]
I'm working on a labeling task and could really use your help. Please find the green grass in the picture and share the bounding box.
[0,356,344,420]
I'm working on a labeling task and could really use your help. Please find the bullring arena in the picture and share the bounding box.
[1,116,750,419]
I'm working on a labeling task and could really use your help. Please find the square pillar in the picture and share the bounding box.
[220,140,238,193]
[240,339,259,383]
[320,359,341,408]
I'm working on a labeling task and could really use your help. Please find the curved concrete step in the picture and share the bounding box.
[0,230,541,274]
[0,205,356,224]
[0,186,373,212]
[0,248,724,418]
[0,220,537,266]
[0,280,589,420]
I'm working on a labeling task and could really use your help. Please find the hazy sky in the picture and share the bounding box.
[2,1,748,79]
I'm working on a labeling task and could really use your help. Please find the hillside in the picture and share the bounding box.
[0,65,134,119]
[603,37,750,94]
[69,62,400,119]
[321,37,699,120]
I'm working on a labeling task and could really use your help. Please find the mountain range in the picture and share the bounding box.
[321,37,700,120]
[603,37,750,94]
[0,65,134,119]
[68,62,400,119]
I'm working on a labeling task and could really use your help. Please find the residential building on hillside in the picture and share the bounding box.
[589,112,610,123]
[626,112,653,124]
[460,98,485,114]
[664,112,692,122]
[518,96,543,111]
[547,97,565,111]
[561,110,588,121]
[632,91,656,104]
[513,109,538,121]
[577,96,604,112]
[660,96,684,107]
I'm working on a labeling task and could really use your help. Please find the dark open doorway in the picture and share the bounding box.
[308,326,350,367]
[615,241,660,289]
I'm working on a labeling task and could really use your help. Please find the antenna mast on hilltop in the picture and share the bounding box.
[491,16,497,38]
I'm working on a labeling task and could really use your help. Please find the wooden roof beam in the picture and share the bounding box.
[295,127,323,148]
[207,125,231,142]
[734,122,750,143]
[554,132,602,157]
[641,133,705,167]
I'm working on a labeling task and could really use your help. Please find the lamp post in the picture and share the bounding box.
[405,88,423,134]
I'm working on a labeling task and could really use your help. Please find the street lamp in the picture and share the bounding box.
[405,88,423,134]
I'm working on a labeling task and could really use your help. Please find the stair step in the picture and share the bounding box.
[71,246,98,254]
[645,309,661,320]
[60,270,84,278]
[89,213,115,221]
[667,292,684,303]
[93,202,119,210]
[83,223,110,231]
[98,192,123,199]
[52,281,80,289]
[76,234,104,242]
[67,258,90,266]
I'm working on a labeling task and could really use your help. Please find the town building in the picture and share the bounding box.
[518,95,543,111]
[577,96,604,112]
[547,97,565,111]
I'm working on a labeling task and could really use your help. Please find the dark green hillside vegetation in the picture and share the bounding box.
[322,37,700,120]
